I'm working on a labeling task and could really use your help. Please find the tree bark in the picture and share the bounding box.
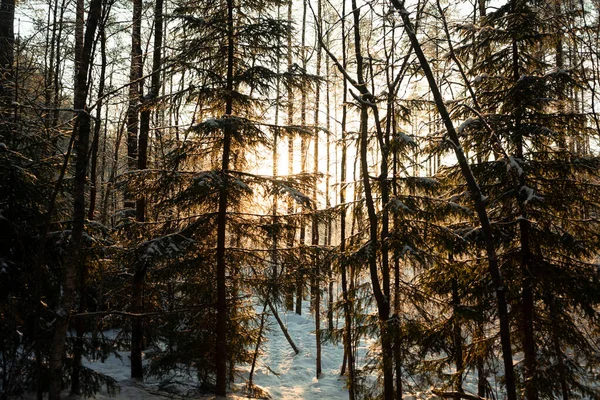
[338,1,354,396]
[312,0,322,379]
[125,0,142,210]
[350,1,393,398]
[508,0,537,395]
[452,277,464,398]
[128,0,143,378]
[130,0,163,380]
[0,0,15,111]
[71,12,109,392]
[0,0,15,143]
[547,296,569,400]
[295,0,309,317]
[284,0,295,312]
[248,302,268,389]
[325,42,334,334]
[267,300,299,354]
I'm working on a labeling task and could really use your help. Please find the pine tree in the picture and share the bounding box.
[420,0,600,397]
[392,0,520,398]
[135,0,313,394]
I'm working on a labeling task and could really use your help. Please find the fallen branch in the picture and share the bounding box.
[432,389,489,400]
[266,300,299,354]
[73,296,251,318]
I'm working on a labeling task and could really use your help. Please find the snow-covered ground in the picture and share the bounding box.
[23,297,500,399]
[234,301,349,399]
[23,299,350,399]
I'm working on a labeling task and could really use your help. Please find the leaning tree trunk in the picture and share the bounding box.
[391,2,517,399]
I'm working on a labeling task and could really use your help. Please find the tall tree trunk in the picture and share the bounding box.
[43,0,57,140]
[350,1,393,398]
[130,0,163,380]
[358,102,393,400]
[128,0,143,379]
[547,295,569,400]
[476,321,487,398]
[125,0,142,211]
[215,0,235,395]
[391,3,517,399]
[312,0,322,377]
[548,6,568,397]
[71,13,109,392]
[451,276,464,398]
[51,0,67,133]
[296,0,309,317]
[48,0,103,396]
[0,0,15,148]
[87,22,106,222]
[325,27,334,334]
[338,1,355,397]
[508,0,537,395]
[285,0,295,311]
[390,90,403,400]
[0,0,15,127]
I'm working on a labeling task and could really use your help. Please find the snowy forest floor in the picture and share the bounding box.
[25,300,351,399]
[25,299,495,399]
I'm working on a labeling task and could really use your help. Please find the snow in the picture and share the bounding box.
[506,156,523,176]
[473,73,489,83]
[23,301,350,399]
[22,300,502,400]
[520,185,543,204]
[457,118,475,134]
[389,198,412,213]
[235,302,349,399]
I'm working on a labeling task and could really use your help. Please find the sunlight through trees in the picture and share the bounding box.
[2,0,600,398]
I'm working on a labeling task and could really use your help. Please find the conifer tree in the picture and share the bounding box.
[392,0,519,398]
[135,0,313,394]
[452,0,600,397]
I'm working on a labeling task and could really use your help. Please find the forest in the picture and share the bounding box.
[1,0,600,398]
